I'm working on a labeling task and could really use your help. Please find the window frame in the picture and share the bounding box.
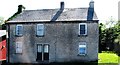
[36,24,44,37]
[79,23,87,35]
[37,44,42,53]
[43,44,49,53]
[15,42,23,54]
[15,24,23,36]
[78,42,87,56]
[36,43,49,61]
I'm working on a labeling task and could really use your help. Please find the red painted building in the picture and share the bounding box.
[0,30,6,61]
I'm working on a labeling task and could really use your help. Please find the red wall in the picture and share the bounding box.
[0,40,6,60]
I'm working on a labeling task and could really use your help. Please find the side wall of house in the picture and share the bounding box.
[8,22,98,63]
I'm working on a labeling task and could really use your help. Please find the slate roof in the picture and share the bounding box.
[7,8,98,23]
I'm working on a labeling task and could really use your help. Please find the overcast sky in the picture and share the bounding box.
[0,0,119,23]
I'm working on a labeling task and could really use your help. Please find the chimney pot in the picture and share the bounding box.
[89,0,94,8]
[60,2,64,10]
[18,5,23,13]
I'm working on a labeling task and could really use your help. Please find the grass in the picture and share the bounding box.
[98,52,119,63]
[118,56,120,64]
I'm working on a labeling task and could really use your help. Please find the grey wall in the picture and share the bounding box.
[7,22,99,63]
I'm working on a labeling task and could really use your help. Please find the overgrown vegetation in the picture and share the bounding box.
[0,17,4,25]
[99,20,120,55]
[7,5,25,21]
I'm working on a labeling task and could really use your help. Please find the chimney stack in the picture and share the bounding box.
[18,5,25,14]
[89,0,94,8]
[60,2,64,10]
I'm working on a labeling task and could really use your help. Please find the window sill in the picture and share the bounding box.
[77,54,87,56]
[78,35,87,37]
[15,35,23,37]
[36,35,44,37]
[15,53,23,55]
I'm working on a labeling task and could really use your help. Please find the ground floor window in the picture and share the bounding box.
[15,42,22,53]
[78,42,86,55]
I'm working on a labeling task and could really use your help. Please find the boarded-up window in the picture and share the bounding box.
[36,24,44,36]
[79,23,87,35]
[79,42,86,55]
[15,25,23,36]
[16,42,22,53]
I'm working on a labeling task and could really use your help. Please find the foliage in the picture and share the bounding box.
[99,20,120,52]
[98,52,119,63]
[0,17,4,25]
[7,5,25,21]
[114,21,120,44]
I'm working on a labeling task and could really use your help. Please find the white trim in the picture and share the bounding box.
[0,30,6,37]
[36,24,44,36]
[7,19,99,22]
[78,42,87,55]
[36,43,49,61]
[15,24,23,36]
[79,23,87,35]
[16,24,23,26]
[79,45,86,47]
[15,42,23,53]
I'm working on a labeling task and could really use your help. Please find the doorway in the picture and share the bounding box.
[37,44,49,61]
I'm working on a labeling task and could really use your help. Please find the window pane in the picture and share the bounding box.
[80,25,85,30]
[37,45,42,52]
[16,25,23,36]
[37,24,44,36]
[16,42,22,53]
[80,30,85,34]
[79,44,86,55]
[80,25,85,34]
[44,45,49,53]
[79,23,87,35]
[79,47,86,54]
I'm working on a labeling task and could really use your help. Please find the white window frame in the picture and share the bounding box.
[15,42,23,54]
[79,23,87,35]
[43,44,49,53]
[78,42,87,55]
[37,43,49,53]
[37,44,42,53]
[15,24,23,36]
[36,24,44,36]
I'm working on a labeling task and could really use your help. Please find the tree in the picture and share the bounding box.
[114,21,120,44]
[0,17,4,25]
[99,23,108,52]
[7,5,25,21]
[99,19,119,52]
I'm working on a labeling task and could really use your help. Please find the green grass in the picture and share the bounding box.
[98,52,119,63]
[118,56,120,64]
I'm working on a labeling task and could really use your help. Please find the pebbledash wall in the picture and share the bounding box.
[7,22,98,63]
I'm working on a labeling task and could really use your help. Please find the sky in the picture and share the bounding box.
[0,0,119,23]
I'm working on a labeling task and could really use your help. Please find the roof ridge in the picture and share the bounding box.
[23,7,88,11]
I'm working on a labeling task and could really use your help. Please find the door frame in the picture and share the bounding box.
[36,43,49,61]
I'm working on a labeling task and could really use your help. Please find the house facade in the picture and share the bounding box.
[6,1,99,63]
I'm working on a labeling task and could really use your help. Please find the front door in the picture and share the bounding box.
[37,44,49,61]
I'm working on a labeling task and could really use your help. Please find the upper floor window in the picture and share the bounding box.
[79,23,87,35]
[15,24,23,36]
[36,24,44,36]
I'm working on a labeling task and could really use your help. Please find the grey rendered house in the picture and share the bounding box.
[6,1,99,63]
